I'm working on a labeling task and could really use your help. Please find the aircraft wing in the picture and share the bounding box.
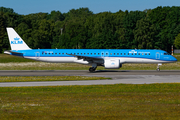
[68,54,104,61]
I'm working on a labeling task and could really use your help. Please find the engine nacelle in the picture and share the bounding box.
[104,59,122,69]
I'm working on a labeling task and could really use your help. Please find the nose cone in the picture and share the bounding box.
[171,56,177,62]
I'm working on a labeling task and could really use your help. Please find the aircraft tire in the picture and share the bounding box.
[89,67,96,72]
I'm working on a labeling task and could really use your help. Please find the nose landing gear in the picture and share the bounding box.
[156,63,162,71]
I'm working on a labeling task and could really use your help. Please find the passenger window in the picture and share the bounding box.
[149,53,150,55]
[145,53,147,55]
[117,53,119,55]
[135,53,137,55]
[142,53,144,55]
[114,53,115,55]
[98,53,100,55]
[121,53,122,55]
[128,53,129,55]
[132,53,133,55]
[110,53,112,55]
[87,53,89,55]
[124,53,126,55]
[106,53,108,55]
[84,53,86,55]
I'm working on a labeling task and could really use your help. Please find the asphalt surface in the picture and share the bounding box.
[0,70,180,76]
[0,70,180,86]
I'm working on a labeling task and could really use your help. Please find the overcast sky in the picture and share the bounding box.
[1,0,180,15]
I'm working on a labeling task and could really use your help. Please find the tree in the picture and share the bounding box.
[123,10,146,49]
[174,33,180,49]
[48,10,65,22]
[2,6,180,52]
[134,17,157,49]
[0,7,14,13]
[0,15,5,52]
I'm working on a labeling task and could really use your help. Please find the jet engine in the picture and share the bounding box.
[104,59,122,69]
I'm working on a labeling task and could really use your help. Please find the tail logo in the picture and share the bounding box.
[14,37,20,40]
[11,37,23,44]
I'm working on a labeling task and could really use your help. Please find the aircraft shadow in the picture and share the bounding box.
[94,70,130,73]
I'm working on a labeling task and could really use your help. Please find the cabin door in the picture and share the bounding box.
[35,52,40,59]
[156,52,160,59]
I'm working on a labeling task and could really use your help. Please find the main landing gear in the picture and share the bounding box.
[156,63,162,71]
[89,63,97,73]
[89,67,97,72]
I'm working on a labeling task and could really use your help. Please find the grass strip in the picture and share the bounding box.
[0,76,109,82]
[0,84,180,119]
[0,62,180,70]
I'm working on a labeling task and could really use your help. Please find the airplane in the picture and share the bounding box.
[4,27,177,72]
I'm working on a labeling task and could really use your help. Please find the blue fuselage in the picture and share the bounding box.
[10,49,177,64]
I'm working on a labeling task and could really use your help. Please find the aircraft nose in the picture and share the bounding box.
[171,56,177,62]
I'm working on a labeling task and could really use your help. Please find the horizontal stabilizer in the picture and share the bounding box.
[4,50,23,57]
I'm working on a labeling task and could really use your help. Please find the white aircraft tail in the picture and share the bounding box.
[6,27,31,50]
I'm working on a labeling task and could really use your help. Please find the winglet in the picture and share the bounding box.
[6,27,31,50]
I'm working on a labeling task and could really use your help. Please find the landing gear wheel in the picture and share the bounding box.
[156,68,160,71]
[89,67,96,73]
[156,63,162,71]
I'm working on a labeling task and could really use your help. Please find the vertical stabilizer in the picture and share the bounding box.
[6,27,31,50]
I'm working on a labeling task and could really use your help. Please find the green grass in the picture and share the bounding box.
[0,76,109,82]
[174,53,180,55]
[0,84,180,119]
[0,62,180,70]
[173,54,180,61]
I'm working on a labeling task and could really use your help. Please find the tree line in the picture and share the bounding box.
[0,6,180,53]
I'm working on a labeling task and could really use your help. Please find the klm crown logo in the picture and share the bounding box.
[11,37,23,44]
[14,37,20,40]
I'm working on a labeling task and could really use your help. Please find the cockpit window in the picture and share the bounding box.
[164,53,170,55]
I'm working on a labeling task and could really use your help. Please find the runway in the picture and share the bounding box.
[0,70,180,76]
[0,70,180,86]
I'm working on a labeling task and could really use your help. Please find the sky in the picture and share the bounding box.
[1,0,180,15]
